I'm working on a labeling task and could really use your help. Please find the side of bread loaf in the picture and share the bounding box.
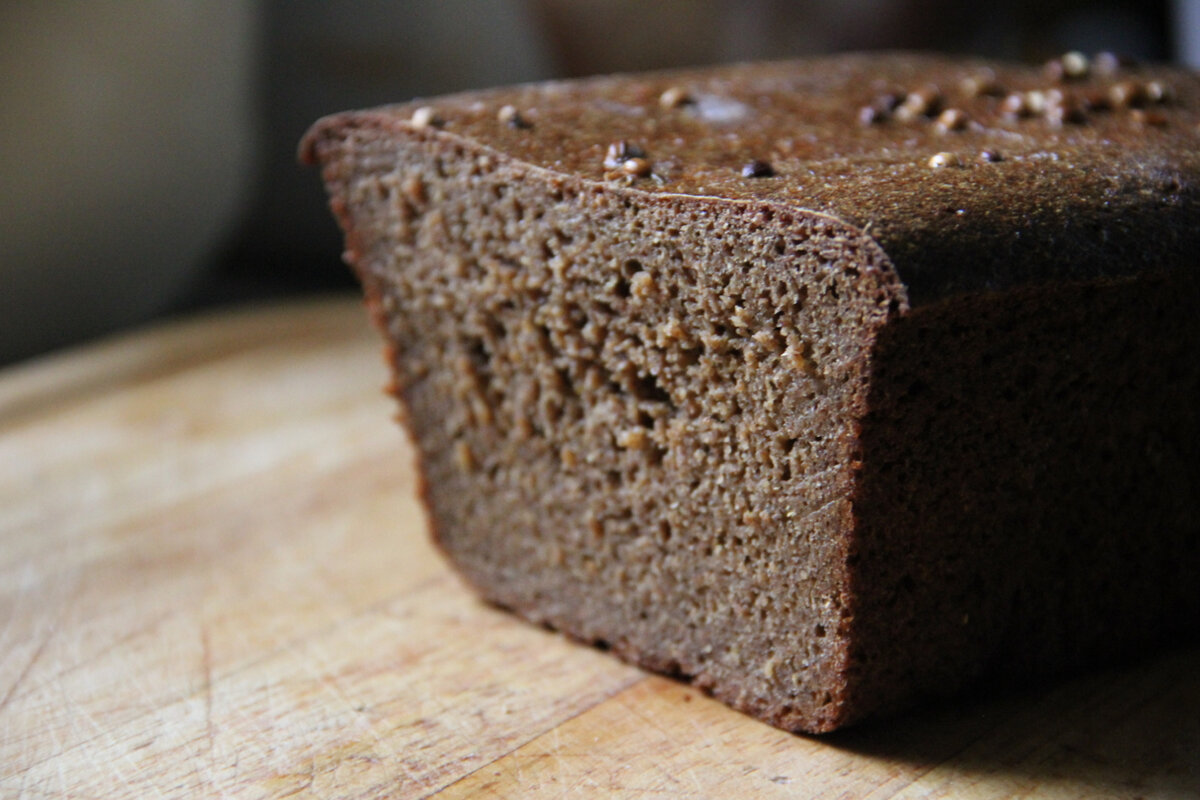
[847,274,1200,724]
[304,53,1200,732]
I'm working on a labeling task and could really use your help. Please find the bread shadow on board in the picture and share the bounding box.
[825,644,1200,795]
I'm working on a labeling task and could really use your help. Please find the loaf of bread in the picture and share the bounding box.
[302,53,1200,733]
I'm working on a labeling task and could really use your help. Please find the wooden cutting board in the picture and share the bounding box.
[2,295,1197,799]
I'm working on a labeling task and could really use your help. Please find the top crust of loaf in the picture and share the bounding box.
[302,52,1200,304]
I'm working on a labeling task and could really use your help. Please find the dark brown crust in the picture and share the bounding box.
[303,52,1200,303]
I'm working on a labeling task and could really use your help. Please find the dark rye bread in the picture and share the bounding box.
[302,52,1200,733]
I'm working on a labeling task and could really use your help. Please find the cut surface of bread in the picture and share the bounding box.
[303,53,1200,733]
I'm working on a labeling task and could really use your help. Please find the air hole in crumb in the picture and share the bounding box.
[565,303,587,328]
[679,344,704,367]
[555,367,579,402]
[466,337,489,371]
[542,397,563,425]
[814,624,826,637]
[774,237,787,255]
[782,437,798,454]
[781,462,792,481]
[614,277,631,298]
[658,520,673,543]
[632,373,671,404]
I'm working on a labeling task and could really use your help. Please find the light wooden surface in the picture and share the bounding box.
[1,295,1197,799]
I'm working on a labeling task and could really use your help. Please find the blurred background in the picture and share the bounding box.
[2,0,1198,365]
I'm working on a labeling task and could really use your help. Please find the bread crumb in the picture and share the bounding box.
[763,656,778,679]
[454,440,475,471]
[630,271,656,299]
[657,318,686,345]
[783,344,813,372]
[616,428,648,449]
[402,174,426,206]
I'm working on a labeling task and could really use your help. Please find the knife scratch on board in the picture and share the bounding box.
[201,624,215,757]
[0,563,76,716]
[0,618,55,716]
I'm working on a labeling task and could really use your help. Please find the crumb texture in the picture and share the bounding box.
[319,125,904,731]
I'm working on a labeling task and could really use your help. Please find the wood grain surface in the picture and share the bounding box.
[1,295,1197,799]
